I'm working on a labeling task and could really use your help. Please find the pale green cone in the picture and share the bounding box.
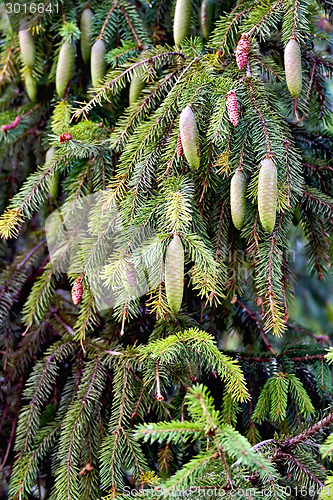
[173,0,192,45]
[230,168,247,230]
[165,234,184,314]
[129,74,145,106]
[91,39,106,88]
[284,38,302,98]
[179,106,200,169]
[258,157,277,233]
[56,41,75,99]
[19,22,36,69]
[80,8,94,64]
[200,0,214,40]
[25,73,37,101]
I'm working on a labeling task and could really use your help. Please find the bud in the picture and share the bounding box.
[226,90,238,126]
[230,168,246,230]
[284,37,302,98]
[19,22,36,69]
[258,157,277,233]
[59,132,72,143]
[173,0,192,45]
[56,41,75,99]
[179,106,200,169]
[235,34,249,70]
[165,234,184,314]
[71,277,83,305]
[80,8,94,64]
[91,39,106,88]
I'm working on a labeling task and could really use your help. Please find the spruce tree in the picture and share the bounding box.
[0,0,333,499]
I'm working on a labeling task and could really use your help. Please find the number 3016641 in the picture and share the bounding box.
[5,3,59,14]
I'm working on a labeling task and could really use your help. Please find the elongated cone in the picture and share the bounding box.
[200,0,214,40]
[235,34,249,70]
[179,106,200,169]
[258,157,277,233]
[173,0,192,45]
[91,39,106,88]
[19,22,36,69]
[124,262,137,295]
[284,37,302,98]
[25,73,37,101]
[165,234,184,314]
[80,8,94,64]
[226,90,238,126]
[56,41,75,99]
[230,168,246,230]
[46,147,59,199]
[72,277,83,305]
[129,74,145,106]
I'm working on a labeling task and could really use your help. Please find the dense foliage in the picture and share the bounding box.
[0,0,333,498]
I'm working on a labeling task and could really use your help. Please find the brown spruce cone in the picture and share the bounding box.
[177,131,183,157]
[235,34,249,70]
[72,277,83,305]
[226,90,239,126]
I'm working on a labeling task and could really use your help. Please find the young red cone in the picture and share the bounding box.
[177,131,183,157]
[226,90,239,126]
[235,34,249,70]
[72,277,83,305]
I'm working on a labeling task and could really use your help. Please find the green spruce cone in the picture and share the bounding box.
[179,105,200,169]
[25,72,37,101]
[165,234,184,314]
[19,22,36,69]
[56,41,75,99]
[230,168,247,230]
[200,0,214,40]
[258,157,277,233]
[46,147,59,199]
[284,38,302,98]
[80,8,94,64]
[91,39,106,88]
[173,0,192,45]
[129,74,145,106]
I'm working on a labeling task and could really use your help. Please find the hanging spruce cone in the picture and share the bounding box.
[230,168,247,230]
[72,277,83,305]
[226,90,239,126]
[45,146,56,165]
[25,72,37,101]
[235,34,249,70]
[284,37,302,98]
[80,8,94,64]
[173,0,192,45]
[200,0,214,40]
[179,106,200,169]
[56,41,75,99]
[46,147,59,199]
[165,234,184,314]
[91,39,106,88]
[124,261,137,295]
[177,131,183,157]
[129,73,145,106]
[258,157,277,233]
[1,115,21,132]
[19,21,36,69]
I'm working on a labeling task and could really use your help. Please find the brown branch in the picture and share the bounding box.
[236,298,275,354]
[283,411,333,448]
